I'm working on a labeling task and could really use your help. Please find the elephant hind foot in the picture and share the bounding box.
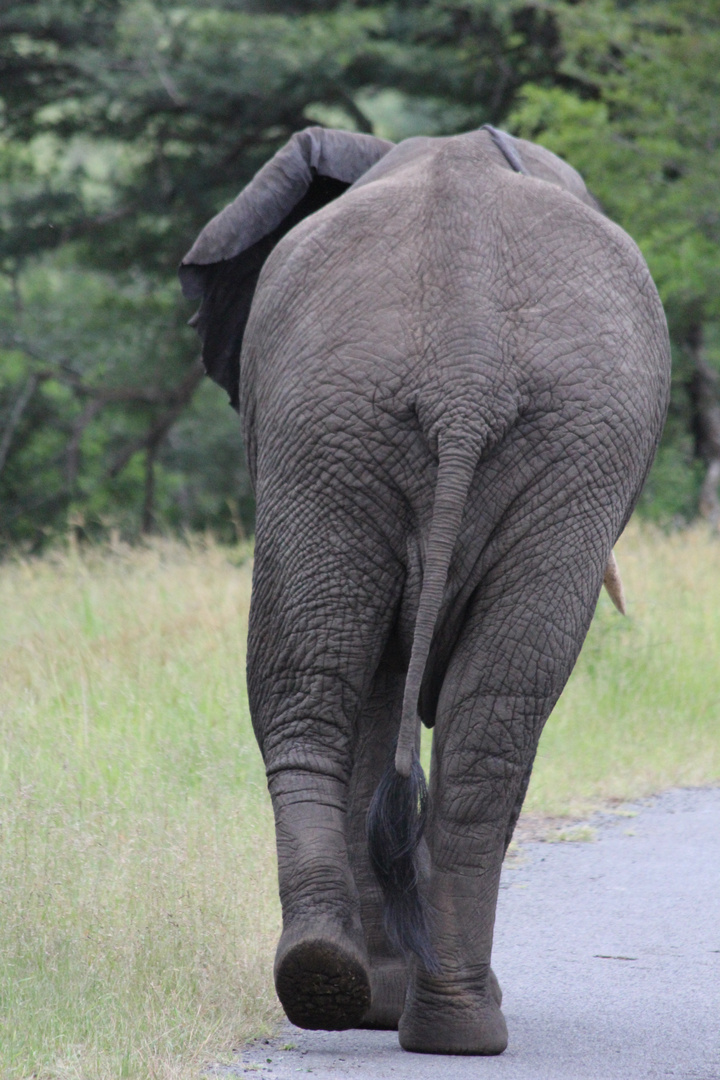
[399,973,508,1055]
[356,962,501,1030]
[274,928,371,1030]
[399,1002,508,1056]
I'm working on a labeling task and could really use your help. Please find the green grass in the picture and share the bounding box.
[0,537,279,1080]
[1,524,719,1078]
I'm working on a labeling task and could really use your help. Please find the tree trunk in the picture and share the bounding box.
[142,446,157,535]
[687,325,720,526]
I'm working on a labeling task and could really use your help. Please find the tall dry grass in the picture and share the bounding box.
[1,524,718,1078]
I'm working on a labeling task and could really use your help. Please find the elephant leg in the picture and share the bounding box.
[345,635,503,1029]
[398,694,537,1054]
[399,521,608,1054]
[503,756,535,854]
[270,791,370,1031]
[345,640,408,1029]
[248,510,403,1031]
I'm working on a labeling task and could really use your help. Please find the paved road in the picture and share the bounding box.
[215,788,720,1080]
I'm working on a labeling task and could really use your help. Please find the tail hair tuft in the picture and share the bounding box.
[366,746,439,974]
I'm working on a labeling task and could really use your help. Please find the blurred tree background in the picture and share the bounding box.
[1,0,719,547]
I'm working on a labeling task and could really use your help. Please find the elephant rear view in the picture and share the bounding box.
[180,125,670,1054]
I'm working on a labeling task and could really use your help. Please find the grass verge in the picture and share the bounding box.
[0,537,279,1080]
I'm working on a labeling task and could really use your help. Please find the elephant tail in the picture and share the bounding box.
[395,442,478,777]
[367,441,478,972]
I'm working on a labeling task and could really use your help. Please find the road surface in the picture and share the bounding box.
[212,787,720,1080]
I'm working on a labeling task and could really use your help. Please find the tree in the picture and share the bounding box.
[2,0,717,541]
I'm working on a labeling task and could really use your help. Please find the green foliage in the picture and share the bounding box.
[0,258,248,545]
[1,0,719,538]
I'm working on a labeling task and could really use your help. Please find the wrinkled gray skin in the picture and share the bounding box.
[182,127,670,1054]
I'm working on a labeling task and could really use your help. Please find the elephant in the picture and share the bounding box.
[180,124,670,1055]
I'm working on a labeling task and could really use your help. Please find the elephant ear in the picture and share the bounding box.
[179,127,395,409]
